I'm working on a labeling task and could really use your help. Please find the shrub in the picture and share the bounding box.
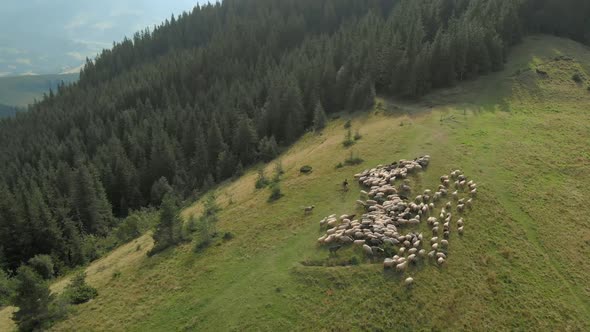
[354,129,362,141]
[344,151,364,166]
[28,255,55,280]
[342,127,355,147]
[112,270,122,279]
[344,120,352,129]
[63,272,98,305]
[255,168,270,189]
[299,165,313,174]
[268,183,284,202]
[335,162,344,169]
[572,72,584,83]
[222,232,234,241]
[0,269,14,307]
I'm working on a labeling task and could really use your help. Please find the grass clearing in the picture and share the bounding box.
[1,35,589,331]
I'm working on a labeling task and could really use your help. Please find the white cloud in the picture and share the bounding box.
[93,21,114,31]
[66,51,86,61]
[15,58,32,65]
[0,72,12,77]
[21,71,38,76]
[64,15,87,30]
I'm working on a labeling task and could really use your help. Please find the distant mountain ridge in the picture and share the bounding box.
[0,73,78,107]
[0,103,20,118]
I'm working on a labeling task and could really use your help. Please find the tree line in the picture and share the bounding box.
[0,0,587,276]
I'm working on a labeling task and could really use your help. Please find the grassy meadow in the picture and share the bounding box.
[1,35,589,331]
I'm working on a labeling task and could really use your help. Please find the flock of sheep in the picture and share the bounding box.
[316,156,478,286]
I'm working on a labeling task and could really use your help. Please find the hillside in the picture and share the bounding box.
[0,73,78,107]
[1,35,587,331]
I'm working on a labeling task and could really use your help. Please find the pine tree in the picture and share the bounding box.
[149,194,182,255]
[232,117,258,165]
[12,266,54,332]
[313,101,328,131]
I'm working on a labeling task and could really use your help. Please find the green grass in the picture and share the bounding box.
[0,73,78,107]
[2,35,590,331]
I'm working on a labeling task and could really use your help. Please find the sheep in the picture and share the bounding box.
[452,191,459,200]
[415,195,423,203]
[433,192,441,202]
[466,198,473,209]
[457,204,465,213]
[441,239,449,248]
[427,217,437,225]
[384,258,395,268]
[405,277,414,286]
[445,201,452,210]
[304,205,315,214]
[399,247,406,256]
[429,203,435,210]
[353,240,365,246]
[408,248,418,255]
[431,236,438,244]
[408,254,417,262]
[436,252,447,259]
[457,218,464,227]
[317,235,327,243]
[432,243,439,250]
[363,244,373,255]
[428,250,436,258]
[413,240,421,248]
[432,227,439,235]
[458,226,464,235]
[437,257,445,265]
[440,175,449,183]
[443,179,450,187]
[396,261,408,271]
[418,249,426,257]
[443,231,450,239]
[470,188,477,197]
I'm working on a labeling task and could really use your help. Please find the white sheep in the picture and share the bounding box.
[405,277,414,285]
[396,261,408,271]
[458,226,464,235]
[363,244,373,255]
[441,239,449,248]
[431,236,438,244]
[418,249,426,257]
[437,257,445,265]
[384,258,395,268]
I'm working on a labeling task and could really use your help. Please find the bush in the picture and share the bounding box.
[28,255,54,280]
[63,272,98,305]
[344,120,352,129]
[354,129,362,141]
[268,183,284,202]
[572,72,584,83]
[342,127,355,147]
[342,151,364,166]
[0,269,14,307]
[255,168,270,189]
[335,162,344,169]
[299,165,313,174]
[222,232,234,241]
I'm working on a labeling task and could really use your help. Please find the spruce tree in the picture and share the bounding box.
[149,194,181,255]
[313,101,328,131]
[12,266,54,332]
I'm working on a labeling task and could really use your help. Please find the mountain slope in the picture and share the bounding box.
[0,35,586,331]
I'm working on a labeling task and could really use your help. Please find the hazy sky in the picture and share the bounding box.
[0,0,210,76]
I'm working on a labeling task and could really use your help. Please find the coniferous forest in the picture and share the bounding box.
[0,0,588,275]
